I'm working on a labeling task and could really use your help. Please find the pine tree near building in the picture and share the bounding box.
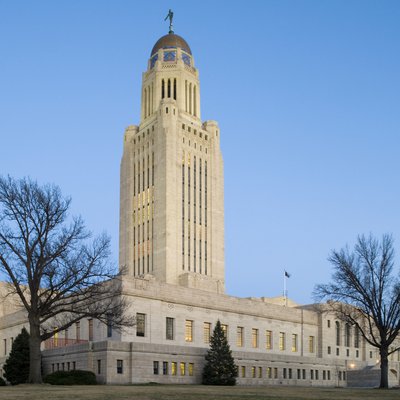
[202,320,238,385]
[4,327,30,385]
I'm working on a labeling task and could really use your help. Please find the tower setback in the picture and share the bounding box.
[119,31,225,293]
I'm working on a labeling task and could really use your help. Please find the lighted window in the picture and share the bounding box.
[266,330,273,350]
[188,363,194,376]
[136,313,146,337]
[236,326,244,347]
[185,320,193,342]
[251,328,259,348]
[171,362,177,376]
[258,367,262,378]
[203,322,211,344]
[266,367,272,378]
[166,317,174,340]
[221,324,228,339]
[251,366,256,378]
[241,366,246,378]
[279,332,285,351]
[292,334,298,352]
[180,362,186,376]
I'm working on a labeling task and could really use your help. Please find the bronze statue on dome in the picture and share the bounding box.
[164,9,174,34]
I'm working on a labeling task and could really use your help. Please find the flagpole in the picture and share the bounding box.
[283,270,287,307]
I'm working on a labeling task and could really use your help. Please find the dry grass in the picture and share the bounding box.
[1,384,399,400]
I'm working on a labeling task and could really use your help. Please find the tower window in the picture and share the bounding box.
[161,79,165,99]
[167,79,171,98]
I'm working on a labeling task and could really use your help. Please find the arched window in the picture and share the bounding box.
[173,78,177,100]
[336,321,341,346]
[144,88,147,118]
[345,324,351,347]
[354,327,360,348]
[189,83,192,114]
[193,85,197,117]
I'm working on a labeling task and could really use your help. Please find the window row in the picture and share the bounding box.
[51,361,76,373]
[182,123,208,141]
[239,366,339,381]
[135,316,315,354]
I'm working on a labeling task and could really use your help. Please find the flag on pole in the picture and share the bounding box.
[284,270,291,278]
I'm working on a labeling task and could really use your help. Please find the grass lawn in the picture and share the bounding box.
[1,384,399,400]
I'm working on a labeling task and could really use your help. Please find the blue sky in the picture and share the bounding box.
[1,1,399,304]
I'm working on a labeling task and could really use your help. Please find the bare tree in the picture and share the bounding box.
[0,176,133,383]
[314,234,400,389]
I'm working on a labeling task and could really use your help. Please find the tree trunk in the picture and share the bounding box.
[28,318,43,384]
[379,347,389,389]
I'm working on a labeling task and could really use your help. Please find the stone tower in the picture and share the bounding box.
[119,29,224,293]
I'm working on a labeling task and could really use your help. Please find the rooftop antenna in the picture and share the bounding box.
[165,9,174,34]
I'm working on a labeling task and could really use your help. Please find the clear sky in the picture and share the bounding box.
[1,1,399,304]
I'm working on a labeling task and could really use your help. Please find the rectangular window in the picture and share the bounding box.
[204,322,211,344]
[180,362,186,376]
[266,367,272,378]
[315,370,319,380]
[72,361,76,370]
[185,320,193,342]
[327,346,331,355]
[327,319,331,328]
[241,366,246,378]
[166,317,174,340]
[310,369,314,380]
[288,368,292,379]
[251,328,259,348]
[88,319,93,341]
[3,339,6,355]
[323,370,326,380]
[251,366,256,378]
[302,369,306,379]
[76,321,80,341]
[117,359,123,374]
[163,361,168,375]
[97,360,101,374]
[292,334,298,352]
[67,362,70,371]
[283,368,287,379]
[107,315,112,338]
[188,363,194,376]
[153,361,159,375]
[221,324,228,339]
[136,313,145,337]
[274,367,278,379]
[236,326,244,347]
[266,330,272,350]
[171,362,177,376]
[258,367,262,378]
[297,369,301,379]
[309,336,315,353]
[328,370,331,380]
[279,332,285,351]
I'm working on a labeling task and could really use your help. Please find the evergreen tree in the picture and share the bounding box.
[4,327,30,385]
[202,320,238,385]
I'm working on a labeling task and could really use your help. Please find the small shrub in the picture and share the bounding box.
[0,376,6,386]
[43,370,97,385]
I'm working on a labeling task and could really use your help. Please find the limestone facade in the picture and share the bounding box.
[1,29,400,388]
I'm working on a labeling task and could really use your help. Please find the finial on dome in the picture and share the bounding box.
[164,9,174,34]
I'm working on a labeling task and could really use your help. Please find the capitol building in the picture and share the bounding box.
[1,24,399,387]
